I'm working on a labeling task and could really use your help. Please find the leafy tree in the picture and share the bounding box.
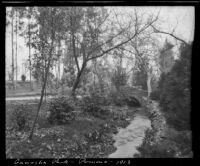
[158,43,191,130]
[28,7,64,139]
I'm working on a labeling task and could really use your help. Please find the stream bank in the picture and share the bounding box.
[135,100,193,158]
[108,112,151,158]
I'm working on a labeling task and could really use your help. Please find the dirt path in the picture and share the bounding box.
[6,95,55,101]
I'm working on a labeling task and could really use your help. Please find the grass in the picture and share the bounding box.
[6,99,139,158]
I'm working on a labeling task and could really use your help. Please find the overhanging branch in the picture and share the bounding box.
[151,25,188,45]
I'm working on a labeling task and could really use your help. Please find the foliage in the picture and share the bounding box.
[89,85,111,106]
[21,74,26,82]
[123,96,141,107]
[158,43,191,131]
[150,89,160,101]
[171,130,192,157]
[79,82,111,106]
[47,97,75,124]
[111,66,129,90]
[109,85,142,107]
[84,130,103,143]
[108,86,126,106]
[136,129,176,158]
[10,104,32,131]
[83,103,111,119]
[62,67,76,88]
[132,63,148,90]
[136,127,192,158]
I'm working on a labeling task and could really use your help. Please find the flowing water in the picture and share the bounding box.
[109,113,151,158]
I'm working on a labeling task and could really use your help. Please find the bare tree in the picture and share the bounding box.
[62,7,160,98]
[151,25,189,45]
[113,8,161,102]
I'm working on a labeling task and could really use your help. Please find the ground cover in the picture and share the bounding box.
[6,99,139,158]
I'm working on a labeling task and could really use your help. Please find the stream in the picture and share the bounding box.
[108,112,151,158]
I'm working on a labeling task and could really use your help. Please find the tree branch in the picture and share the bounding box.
[87,12,160,62]
[87,32,138,61]
[151,25,188,45]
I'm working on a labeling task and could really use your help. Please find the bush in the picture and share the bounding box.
[136,129,176,158]
[132,63,148,90]
[84,129,103,143]
[83,103,110,119]
[136,128,192,158]
[137,143,176,158]
[150,90,160,101]
[87,84,111,106]
[10,104,32,131]
[21,74,26,82]
[111,66,129,90]
[108,86,126,106]
[47,97,75,124]
[79,85,111,107]
[170,130,192,157]
[158,44,191,131]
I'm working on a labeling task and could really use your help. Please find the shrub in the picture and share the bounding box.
[136,129,176,158]
[137,143,176,158]
[80,85,111,107]
[123,95,141,107]
[47,97,75,124]
[132,63,148,90]
[111,66,129,90]
[21,74,26,82]
[136,128,192,158]
[108,86,126,106]
[87,84,111,106]
[84,130,103,143]
[10,104,31,131]
[158,44,191,131]
[83,103,110,119]
[150,90,160,101]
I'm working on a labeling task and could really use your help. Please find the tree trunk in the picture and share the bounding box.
[147,72,152,104]
[71,61,86,97]
[71,30,80,73]
[28,17,33,91]
[71,71,81,97]
[29,28,55,140]
[11,12,15,90]
[15,11,18,86]
[45,85,47,103]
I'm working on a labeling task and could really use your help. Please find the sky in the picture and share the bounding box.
[5,6,194,80]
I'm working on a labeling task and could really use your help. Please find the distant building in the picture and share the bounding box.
[159,40,175,74]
